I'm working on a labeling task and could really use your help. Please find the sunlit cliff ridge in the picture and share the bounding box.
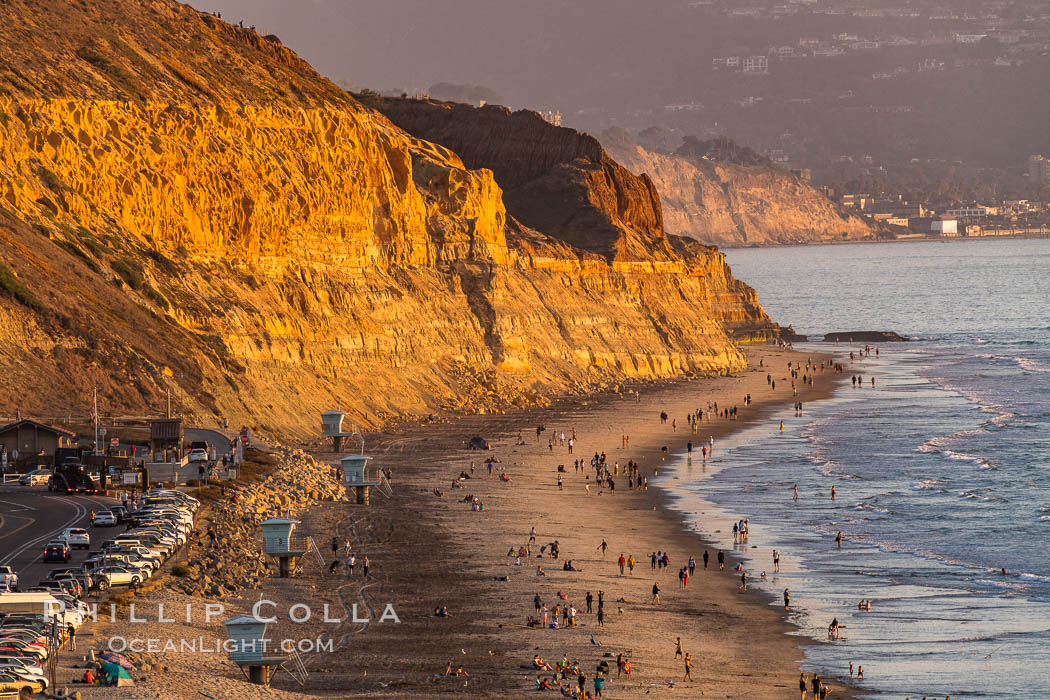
[0,0,776,435]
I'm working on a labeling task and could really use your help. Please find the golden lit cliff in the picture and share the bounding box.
[0,0,775,435]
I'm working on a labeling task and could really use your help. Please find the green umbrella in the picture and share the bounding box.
[99,662,133,684]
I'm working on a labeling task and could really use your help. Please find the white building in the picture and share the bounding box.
[743,56,769,74]
[932,219,959,235]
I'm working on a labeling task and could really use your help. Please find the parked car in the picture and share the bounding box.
[0,566,16,592]
[187,448,208,463]
[47,568,93,591]
[0,665,47,691]
[95,566,144,590]
[42,542,69,563]
[43,574,82,598]
[109,505,128,522]
[0,669,46,695]
[92,511,117,527]
[0,657,44,676]
[60,528,90,550]
[17,469,51,486]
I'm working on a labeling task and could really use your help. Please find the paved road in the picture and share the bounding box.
[0,487,119,589]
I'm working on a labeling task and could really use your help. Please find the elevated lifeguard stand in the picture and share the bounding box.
[260,517,310,578]
[341,454,381,505]
[321,410,355,452]
[223,616,307,687]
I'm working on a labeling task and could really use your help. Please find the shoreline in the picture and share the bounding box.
[69,344,865,698]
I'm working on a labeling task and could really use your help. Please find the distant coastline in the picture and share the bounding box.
[721,230,1050,250]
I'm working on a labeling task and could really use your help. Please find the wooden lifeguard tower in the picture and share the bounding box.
[223,616,307,687]
[341,454,381,505]
[321,410,356,452]
[260,517,310,578]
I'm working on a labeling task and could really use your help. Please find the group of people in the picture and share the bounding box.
[327,536,369,577]
[800,672,834,699]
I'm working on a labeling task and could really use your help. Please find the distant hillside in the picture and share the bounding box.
[604,130,880,247]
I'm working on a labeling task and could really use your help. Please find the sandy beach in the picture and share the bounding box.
[301,344,859,698]
[69,344,861,698]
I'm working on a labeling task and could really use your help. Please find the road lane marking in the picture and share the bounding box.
[0,496,86,567]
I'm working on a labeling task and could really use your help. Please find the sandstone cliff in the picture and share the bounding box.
[0,0,775,437]
[604,133,878,247]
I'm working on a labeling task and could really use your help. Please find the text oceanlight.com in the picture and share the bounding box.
[87,601,401,654]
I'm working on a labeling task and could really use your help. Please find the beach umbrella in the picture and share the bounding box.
[99,651,133,669]
[99,662,133,685]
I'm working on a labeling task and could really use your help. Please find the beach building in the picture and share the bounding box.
[0,419,76,469]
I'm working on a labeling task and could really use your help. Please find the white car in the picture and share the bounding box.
[95,566,145,590]
[0,658,44,676]
[18,469,51,486]
[187,449,208,463]
[61,528,90,550]
[0,566,16,591]
[92,511,117,526]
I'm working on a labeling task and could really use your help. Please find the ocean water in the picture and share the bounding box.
[665,239,1050,699]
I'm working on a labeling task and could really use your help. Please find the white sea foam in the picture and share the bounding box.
[914,479,945,490]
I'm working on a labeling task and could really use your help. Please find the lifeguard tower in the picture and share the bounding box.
[321,410,355,452]
[223,616,307,687]
[341,454,381,505]
[260,517,313,578]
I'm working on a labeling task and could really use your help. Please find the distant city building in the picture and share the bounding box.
[743,56,769,74]
[790,168,812,183]
[538,110,562,127]
[931,219,959,235]
[946,205,997,218]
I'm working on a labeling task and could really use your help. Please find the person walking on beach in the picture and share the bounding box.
[651,582,661,604]
[674,636,683,658]
[703,550,709,569]
[585,591,593,614]
[717,550,725,570]
[618,553,626,575]
[773,549,781,572]
[688,556,696,576]
[831,485,836,500]
[598,538,608,558]
[683,652,693,681]
[331,536,339,555]
[535,593,542,616]
[651,552,657,569]
[784,588,790,609]
[596,607,605,626]
[800,672,808,699]
[627,554,635,574]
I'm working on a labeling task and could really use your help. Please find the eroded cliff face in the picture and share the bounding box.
[0,0,774,436]
[606,141,877,247]
[370,98,678,263]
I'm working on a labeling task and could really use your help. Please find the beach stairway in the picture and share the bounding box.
[293,536,327,575]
